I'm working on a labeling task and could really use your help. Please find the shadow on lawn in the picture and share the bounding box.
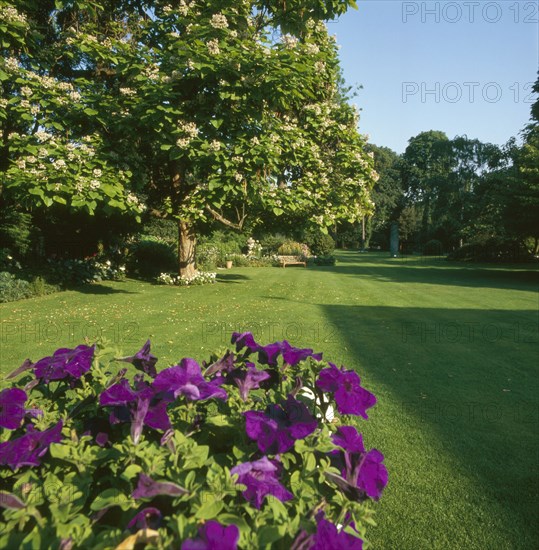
[216,273,250,284]
[331,252,539,293]
[321,302,539,547]
[73,284,136,295]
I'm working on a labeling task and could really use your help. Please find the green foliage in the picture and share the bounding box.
[303,230,335,256]
[47,258,126,286]
[0,210,33,257]
[126,238,177,278]
[142,218,178,243]
[423,239,444,256]
[277,240,304,256]
[311,256,337,266]
[259,235,286,255]
[446,238,535,263]
[0,272,32,302]
[0,248,22,271]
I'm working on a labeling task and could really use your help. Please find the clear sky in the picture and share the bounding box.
[331,0,539,153]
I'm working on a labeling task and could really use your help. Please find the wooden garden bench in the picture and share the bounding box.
[278,255,307,268]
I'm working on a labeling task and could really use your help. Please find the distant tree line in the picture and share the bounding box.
[347,74,538,257]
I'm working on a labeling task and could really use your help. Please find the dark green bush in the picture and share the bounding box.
[259,235,285,255]
[142,218,178,243]
[447,238,535,263]
[423,239,444,256]
[303,230,335,257]
[311,256,337,266]
[127,238,177,277]
[0,211,33,257]
[0,249,22,271]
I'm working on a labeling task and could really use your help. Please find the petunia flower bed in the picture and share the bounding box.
[0,333,388,549]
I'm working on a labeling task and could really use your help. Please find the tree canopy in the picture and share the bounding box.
[1,0,375,275]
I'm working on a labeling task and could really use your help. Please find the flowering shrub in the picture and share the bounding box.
[0,333,387,549]
[0,271,32,302]
[47,257,126,286]
[157,271,217,286]
[246,238,262,257]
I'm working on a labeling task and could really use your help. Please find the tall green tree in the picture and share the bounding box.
[363,143,402,248]
[401,130,453,245]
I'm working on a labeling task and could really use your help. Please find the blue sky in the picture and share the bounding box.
[331,1,539,153]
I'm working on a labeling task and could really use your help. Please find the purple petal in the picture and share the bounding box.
[0,388,28,430]
[244,411,282,454]
[312,516,363,549]
[204,350,235,377]
[257,342,282,366]
[153,360,227,402]
[181,520,239,550]
[95,432,109,447]
[357,449,388,501]
[5,358,34,380]
[144,400,171,431]
[131,398,150,445]
[231,332,260,353]
[0,421,63,470]
[0,492,26,510]
[127,507,162,531]
[99,379,137,406]
[132,473,188,499]
[231,457,293,509]
[334,384,376,418]
[118,340,158,378]
[315,364,342,393]
[282,396,318,440]
[331,426,365,454]
[281,341,323,366]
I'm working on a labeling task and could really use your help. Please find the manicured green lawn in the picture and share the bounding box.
[1,252,538,549]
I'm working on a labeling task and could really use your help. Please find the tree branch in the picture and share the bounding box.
[205,205,246,230]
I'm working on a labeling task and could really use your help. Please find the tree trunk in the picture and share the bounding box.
[178,220,197,278]
[364,217,373,249]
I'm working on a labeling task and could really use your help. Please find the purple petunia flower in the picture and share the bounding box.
[281,341,323,367]
[181,520,240,550]
[291,514,363,550]
[0,421,63,470]
[127,507,162,531]
[203,350,235,377]
[32,345,95,384]
[231,332,260,354]
[231,456,293,509]
[152,358,227,402]
[256,342,282,366]
[231,333,322,368]
[226,362,270,401]
[99,378,171,444]
[132,473,188,499]
[117,340,158,378]
[327,425,388,502]
[315,363,376,418]
[0,388,33,430]
[244,396,318,454]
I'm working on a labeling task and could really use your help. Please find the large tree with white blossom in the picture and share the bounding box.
[1,0,376,277]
